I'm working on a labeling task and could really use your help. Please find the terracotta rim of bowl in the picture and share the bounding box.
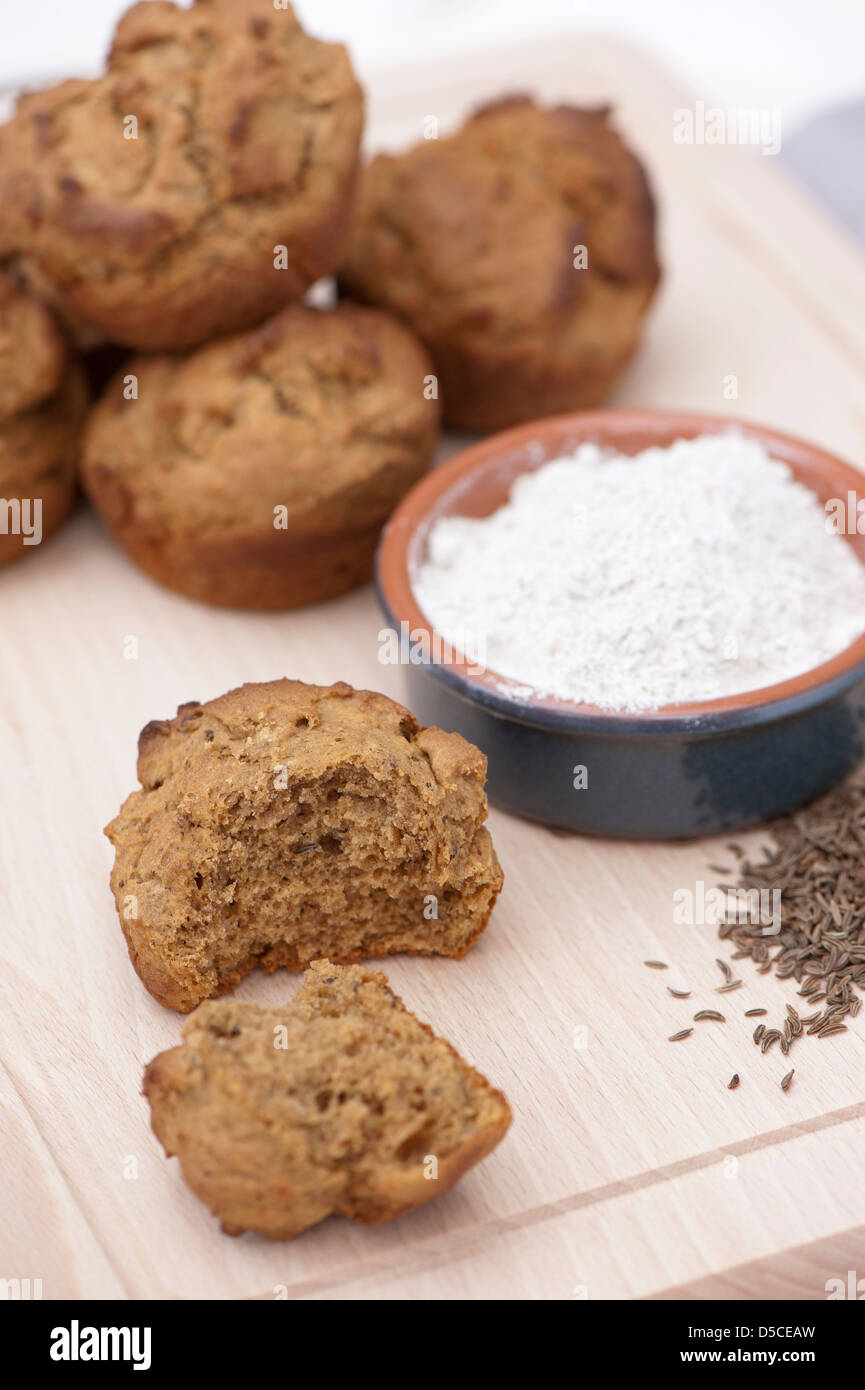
[375,408,865,729]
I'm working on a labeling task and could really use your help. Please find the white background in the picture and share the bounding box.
[2,0,864,133]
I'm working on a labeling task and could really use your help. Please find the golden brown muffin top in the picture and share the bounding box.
[130,678,488,810]
[341,95,659,352]
[82,302,438,536]
[0,0,363,303]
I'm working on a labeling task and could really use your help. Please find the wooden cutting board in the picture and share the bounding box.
[3,33,865,1302]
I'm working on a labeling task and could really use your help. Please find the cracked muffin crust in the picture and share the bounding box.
[0,272,88,569]
[0,0,363,350]
[107,679,503,1011]
[81,302,439,609]
[143,960,512,1239]
[340,95,660,431]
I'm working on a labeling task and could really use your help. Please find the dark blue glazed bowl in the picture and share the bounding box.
[375,409,865,838]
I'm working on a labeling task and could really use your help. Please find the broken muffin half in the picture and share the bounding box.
[107,679,503,1010]
[143,960,512,1238]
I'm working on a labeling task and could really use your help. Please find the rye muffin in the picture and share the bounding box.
[0,0,363,350]
[81,302,439,609]
[340,95,660,431]
[144,960,512,1239]
[0,273,87,569]
[107,679,503,1011]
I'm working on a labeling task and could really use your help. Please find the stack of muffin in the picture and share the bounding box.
[0,0,660,606]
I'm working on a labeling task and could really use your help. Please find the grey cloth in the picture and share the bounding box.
[782,101,865,245]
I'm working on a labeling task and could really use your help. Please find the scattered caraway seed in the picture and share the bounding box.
[753,1023,766,1044]
[761,1029,782,1052]
[745,1008,767,1017]
[708,865,733,876]
[694,1010,726,1022]
[669,1028,693,1041]
[667,987,692,998]
[780,1069,795,1090]
[728,1073,740,1089]
[716,980,743,993]
[645,960,668,970]
[716,958,733,980]
[715,768,865,1054]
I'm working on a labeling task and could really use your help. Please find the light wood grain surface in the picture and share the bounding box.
[2,33,865,1302]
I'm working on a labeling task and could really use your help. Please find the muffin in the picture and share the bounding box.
[0,273,87,569]
[144,960,512,1239]
[106,679,503,1011]
[81,302,439,609]
[340,95,660,431]
[0,0,363,350]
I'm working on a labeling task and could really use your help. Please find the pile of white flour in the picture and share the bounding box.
[413,433,865,711]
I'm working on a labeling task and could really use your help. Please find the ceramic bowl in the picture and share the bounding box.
[375,409,865,838]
